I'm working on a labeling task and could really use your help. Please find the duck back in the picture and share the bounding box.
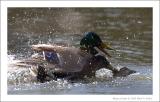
[32,44,92,72]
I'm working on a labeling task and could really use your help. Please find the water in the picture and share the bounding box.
[7,8,152,94]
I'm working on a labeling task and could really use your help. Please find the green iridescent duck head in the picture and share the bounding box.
[80,32,114,57]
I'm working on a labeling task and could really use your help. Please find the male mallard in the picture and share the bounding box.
[16,32,136,83]
[80,32,115,57]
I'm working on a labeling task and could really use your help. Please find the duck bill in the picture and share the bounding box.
[100,43,115,50]
[96,42,116,58]
[97,46,112,58]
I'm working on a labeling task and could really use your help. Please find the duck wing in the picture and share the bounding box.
[13,44,92,73]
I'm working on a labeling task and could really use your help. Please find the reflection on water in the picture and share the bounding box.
[8,8,152,94]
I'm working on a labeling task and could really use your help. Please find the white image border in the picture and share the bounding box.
[1,0,159,101]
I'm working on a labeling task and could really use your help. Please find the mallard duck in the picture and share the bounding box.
[16,32,136,83]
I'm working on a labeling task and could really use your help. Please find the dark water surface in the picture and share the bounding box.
[7,8,152,94]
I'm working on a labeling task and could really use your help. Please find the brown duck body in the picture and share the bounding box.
[32,44,93,72]
[30,44,135,82]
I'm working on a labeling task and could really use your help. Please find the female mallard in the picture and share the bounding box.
[17,32,136,83]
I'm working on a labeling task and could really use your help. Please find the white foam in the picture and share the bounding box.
[95,68,113,79]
